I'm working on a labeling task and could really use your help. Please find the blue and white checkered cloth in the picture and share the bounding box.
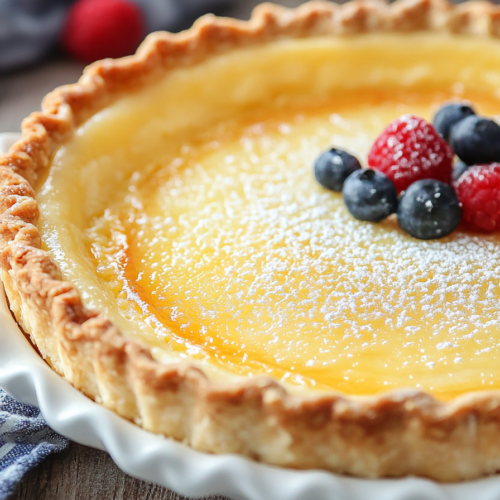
[0,389,68,500]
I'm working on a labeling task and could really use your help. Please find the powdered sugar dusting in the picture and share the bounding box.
[88,100,500,395]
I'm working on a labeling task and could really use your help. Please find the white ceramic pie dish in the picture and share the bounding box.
[1,132,500,500]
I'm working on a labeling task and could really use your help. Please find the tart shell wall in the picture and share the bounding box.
[3,0,500,481]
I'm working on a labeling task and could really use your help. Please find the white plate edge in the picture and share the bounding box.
[1,132,499,499]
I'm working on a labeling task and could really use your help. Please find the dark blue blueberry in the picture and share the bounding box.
[314,148,361,192]
[342,169,398,222]
[397,179,461,240]
[451,115,500,166]
[433,102,475,143]
[452,160,470,181]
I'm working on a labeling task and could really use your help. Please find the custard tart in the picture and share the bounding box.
[4,0,500,481]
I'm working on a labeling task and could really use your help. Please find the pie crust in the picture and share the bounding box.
[3,0,500,481]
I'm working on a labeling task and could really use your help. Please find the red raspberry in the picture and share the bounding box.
[368,115,453,193]
[62,0,145,64]
[454,164,500,232]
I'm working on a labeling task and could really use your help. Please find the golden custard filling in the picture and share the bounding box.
[37,34,500,399]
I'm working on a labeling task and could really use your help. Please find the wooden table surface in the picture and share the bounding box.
[12,443,231,500]
[1,1,308,499]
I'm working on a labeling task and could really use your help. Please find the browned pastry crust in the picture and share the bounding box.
[3,0,500,481]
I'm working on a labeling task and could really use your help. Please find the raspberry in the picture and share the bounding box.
[454,164,500,232]
[368,115,453,193]
[62,0,145,64]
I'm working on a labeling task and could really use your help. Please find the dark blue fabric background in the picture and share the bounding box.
[0,0,232,72]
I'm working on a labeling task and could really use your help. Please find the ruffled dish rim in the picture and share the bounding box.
[3,0,500,481]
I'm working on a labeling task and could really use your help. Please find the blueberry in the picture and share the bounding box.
[452,160,470,181]
[451,115,500,165]
[314,148,361,192]
[342,169,398,222]
[397,179,461,240]
[433,102,475,143]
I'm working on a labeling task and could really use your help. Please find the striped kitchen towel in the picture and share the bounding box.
[0,389,68,500]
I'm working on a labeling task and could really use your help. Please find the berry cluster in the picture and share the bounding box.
[314,102,500,238]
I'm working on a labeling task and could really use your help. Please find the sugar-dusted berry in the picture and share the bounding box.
[397,179,461,240]
[454,163,500,232]
[451,116,500,166]
[342,169,398,222]
[433,102,475,143]
[452,160,470,182]
[368,114,453,193]
[314,148,361,192]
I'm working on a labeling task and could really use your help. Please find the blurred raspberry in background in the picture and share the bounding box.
[0,0,234,71]
[62,0,146,64]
